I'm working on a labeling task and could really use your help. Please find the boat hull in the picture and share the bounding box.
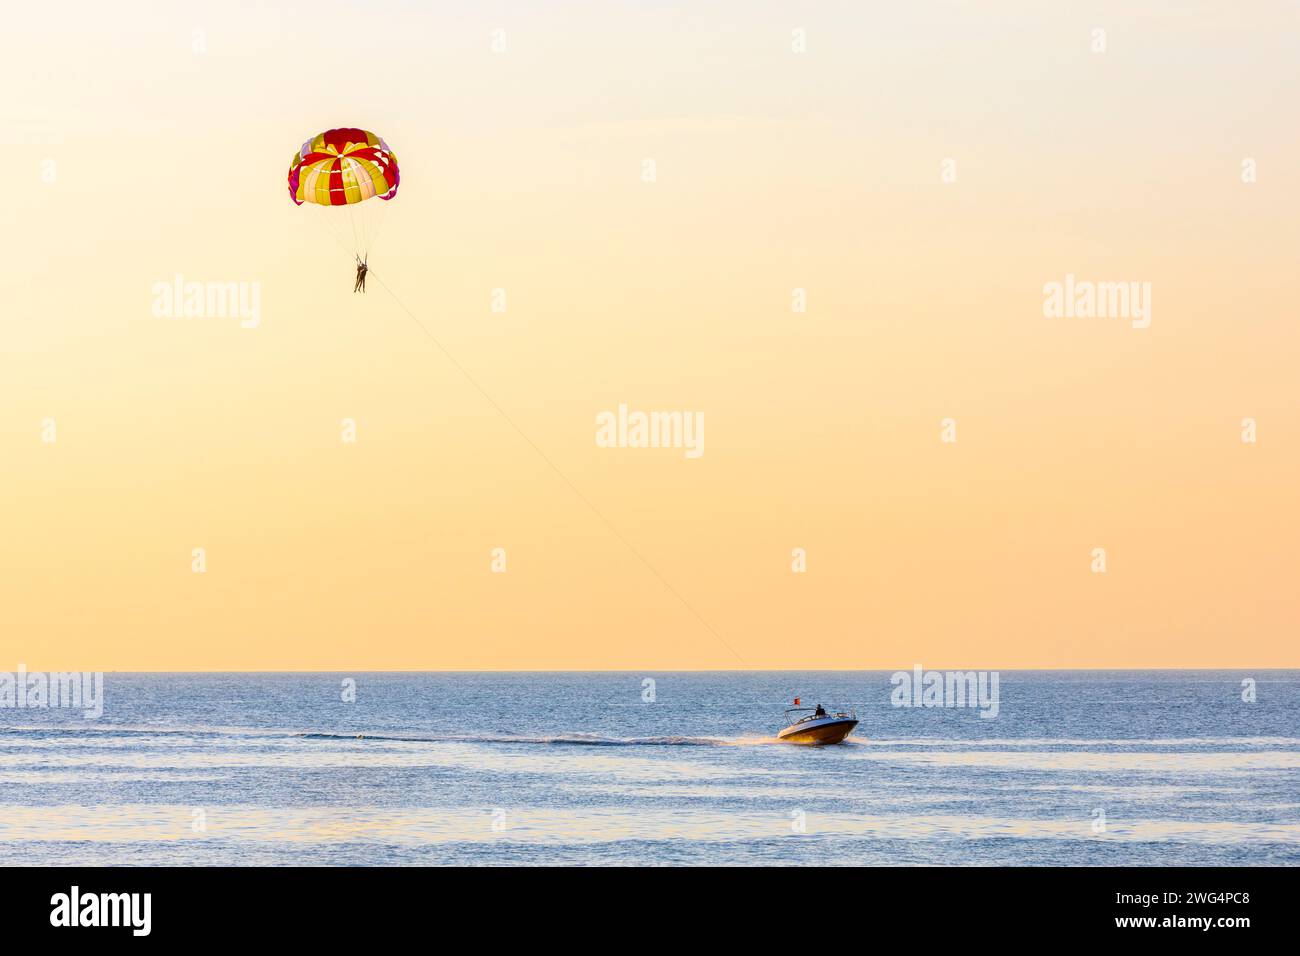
[776,716,858,745]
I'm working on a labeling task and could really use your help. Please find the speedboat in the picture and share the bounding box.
[777,703,858,745]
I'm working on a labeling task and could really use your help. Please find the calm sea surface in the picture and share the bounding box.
[1,671,1297,865]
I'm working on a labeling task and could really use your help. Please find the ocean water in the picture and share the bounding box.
[1,671,1297,866]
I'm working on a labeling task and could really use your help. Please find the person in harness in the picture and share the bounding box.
[353,256,368,293]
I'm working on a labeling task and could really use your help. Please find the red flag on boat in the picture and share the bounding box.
[793,697,800,706]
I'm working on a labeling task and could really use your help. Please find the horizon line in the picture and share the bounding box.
[16,666,1296,674]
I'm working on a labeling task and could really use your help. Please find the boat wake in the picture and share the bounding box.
[296,731,771,747]
[0,723,786,748]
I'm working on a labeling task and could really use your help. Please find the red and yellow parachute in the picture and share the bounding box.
[288,127,399,262]
[288,127,399,206]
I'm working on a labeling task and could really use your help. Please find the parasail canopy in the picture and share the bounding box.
[287,127,399,207]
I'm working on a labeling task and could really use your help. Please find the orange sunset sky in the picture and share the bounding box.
[2,1,1298,670]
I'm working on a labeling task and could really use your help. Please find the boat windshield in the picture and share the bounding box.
[782,706,854,725]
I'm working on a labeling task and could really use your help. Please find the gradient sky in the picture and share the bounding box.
[3,1,1298,669]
